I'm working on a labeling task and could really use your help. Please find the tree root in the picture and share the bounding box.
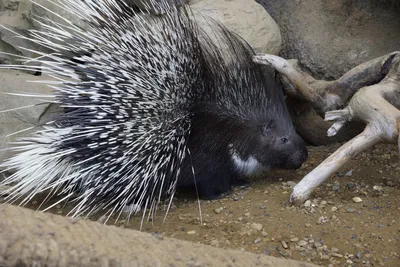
[253,52,400,205]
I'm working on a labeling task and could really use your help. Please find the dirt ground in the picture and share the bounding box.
[1,142,399,267]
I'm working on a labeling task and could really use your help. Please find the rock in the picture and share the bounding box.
[281,240,288,249]
[254,237,262,244]
[250,223,263,231]
[187,230,196,235]
[331,206,338,212]
[261,231,268,237]
[131,0,189,14]
[290,237,299,242]
[332,184,340,192]
[373,185,383,192]
[346,208,355,213]
[352,197,363,203]
[297,240,308,247]
[0,70,54,167]
[305,223,312,228]
[317,216,328,224]
[304,200,312,207]
[0,0,89,64]
[286,181,297,188]
[258,0,400,80]
[214,207,223,214]
[190,0,281,55]
[345,170,353,176]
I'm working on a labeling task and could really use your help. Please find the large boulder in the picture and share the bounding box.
[189,0,281,55]
[0,70,53,167]
[0,0,87,65]
[257,0,400,80]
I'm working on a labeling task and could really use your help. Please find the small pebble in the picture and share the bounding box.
[304,200,312,207]
[298,240,308,246]
[347,208,355,213]
[313,242,322,248]
[332,184,340,192]
[214,207,223,214]
[353,197,363,203]
[281,240,288,249]
[305,223,312,228]
[187,230,196,235]
[373,185,383,191]
[254,238,262,244]
[317,216,328,224]
[290,237,299,242]
[250,223,263,231]
[331,206,338,212]
[345,170,353,176]
[261,231,268,237]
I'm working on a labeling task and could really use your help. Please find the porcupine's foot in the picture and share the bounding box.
[197,179,232,200]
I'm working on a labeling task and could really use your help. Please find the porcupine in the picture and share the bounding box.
[0,0,308,220]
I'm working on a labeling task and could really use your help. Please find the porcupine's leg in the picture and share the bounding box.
[230,176,250,187]
[178,151,236,199]
[195,172,233,200]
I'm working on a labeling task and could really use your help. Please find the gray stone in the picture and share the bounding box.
[0,70,53,167]
[257,0,400,80]
[131,0,189,15]
[189,0,281,55]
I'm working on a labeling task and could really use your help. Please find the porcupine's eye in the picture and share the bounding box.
[281,137,288,144]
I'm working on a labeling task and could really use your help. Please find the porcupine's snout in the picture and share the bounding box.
[282,133,308,170]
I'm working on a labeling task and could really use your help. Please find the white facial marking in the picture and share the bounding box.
[229,146,261,177]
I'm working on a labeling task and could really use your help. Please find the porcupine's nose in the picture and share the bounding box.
[286,134,308,169]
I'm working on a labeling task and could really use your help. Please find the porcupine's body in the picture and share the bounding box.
[0,0,308,218]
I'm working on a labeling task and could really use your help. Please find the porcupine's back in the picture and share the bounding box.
[0,0,208,218]
[0,0,296,220]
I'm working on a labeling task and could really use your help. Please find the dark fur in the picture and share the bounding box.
[176,24,308,199]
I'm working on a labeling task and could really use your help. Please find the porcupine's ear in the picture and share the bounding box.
[261,120,275,136]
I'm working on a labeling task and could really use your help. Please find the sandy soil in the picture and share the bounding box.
[1,143,399,267]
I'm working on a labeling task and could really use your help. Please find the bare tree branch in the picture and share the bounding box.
[253,52,400,205]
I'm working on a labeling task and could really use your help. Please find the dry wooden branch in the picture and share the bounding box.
[253,52,400,206]
[0,204,320,267]
[253,52,399,114]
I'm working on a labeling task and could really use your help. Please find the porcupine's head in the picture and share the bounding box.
[226,77,308,175]
[226,68,309,174]
[199,25,308,175]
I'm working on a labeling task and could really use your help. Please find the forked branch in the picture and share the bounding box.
[253,52,400,205]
